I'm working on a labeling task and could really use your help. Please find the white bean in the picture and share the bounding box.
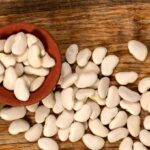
[12,32,27,56]
[14,78,30,101]
[58,128,70,142]
[138,77,150,93]
[120,100,141,115]
[115,71,138,85]
[66,44,79,64]
[61,62,72,77]
[139,129,150,147]
[42,52,55,68]
[43,115,58,137]
[8,119,30,135]
[92,47,107,65]
[3,67,18,90]
[82,134,105,150]
[89,119,109,138]
[75,72,97,88]
[56,110,74,129]
[28,44,41,68]
[101,55,119,76]
[0,106,26,121]
[128,40,148,61]
[108,128,128,143]
[26,33,38,47]
[133,141,147,150]
[38,137,58,150]
[61,87,75,110]
[74,104,91,122]
[106,86,120,108]
[35,105,50,123]
[118,86,141,103]
[77,48,91,67]
[53,91,64,114]
[127,115,140,137]
[4,34,15,53]
[100,107,118,125]
[58,62,72,84]
[98,77,110,99]
[119,137,133,150]
[109,111,128,130]
[25,123,43,142]
[24,66,49,76]
[86,100,101,119]
[69,122,85,142]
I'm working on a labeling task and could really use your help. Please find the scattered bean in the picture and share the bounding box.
[66,44,79,64]
[8,119,30,135]
[25,123,43,142]
[108,128,128,143]
[69,122,85,142]
[82,134,105,150]
[43,115,58,137]
[98,77,110,99]
[0,106,26,121]
[118,86,141,103]
[101,55,119,76]
[56,110,74,129]
[92,47,107,65]
[119,137,133,150]
[35,105,50,123]
[128,40,148,61]
[38,137,58,150]
[127,115,140,137]
[139,129,150,147]
[77,48,91,67]
[115,71,138,85]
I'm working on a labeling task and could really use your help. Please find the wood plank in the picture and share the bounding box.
[0,0,150,149]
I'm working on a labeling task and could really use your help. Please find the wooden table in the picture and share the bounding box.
[0,0,150,149]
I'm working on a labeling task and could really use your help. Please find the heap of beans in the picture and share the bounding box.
[0,32,55,101]
[0,40,150,150]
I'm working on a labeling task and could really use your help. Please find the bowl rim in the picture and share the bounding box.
[0,22,61,106]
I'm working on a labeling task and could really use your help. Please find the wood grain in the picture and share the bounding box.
[0,0,150,149]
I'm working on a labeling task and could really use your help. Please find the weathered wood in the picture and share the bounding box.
[0,0,150,149]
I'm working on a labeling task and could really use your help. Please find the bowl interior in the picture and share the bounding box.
[0,23,61,106]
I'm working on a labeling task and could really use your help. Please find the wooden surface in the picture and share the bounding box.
[0,0,150,149]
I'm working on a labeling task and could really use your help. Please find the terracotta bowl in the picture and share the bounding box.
[0,23,61,106]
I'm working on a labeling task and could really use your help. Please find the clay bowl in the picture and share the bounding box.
[0,23,61,106]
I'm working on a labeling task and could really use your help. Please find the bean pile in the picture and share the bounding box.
[0,32,55,101]
[0,40,150,150]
